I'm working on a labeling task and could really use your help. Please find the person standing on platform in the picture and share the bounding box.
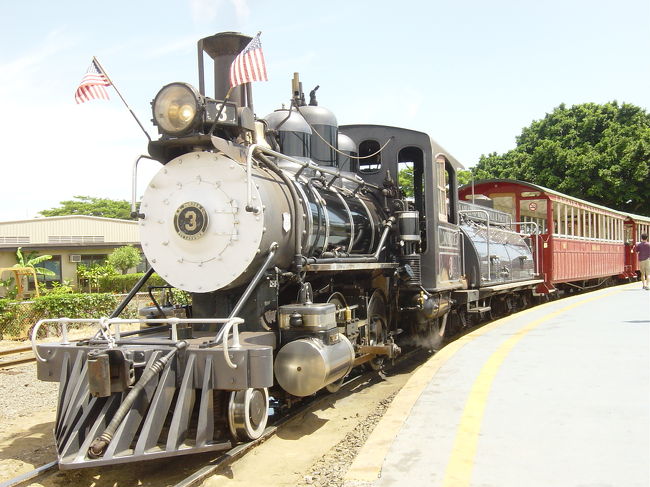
[634,233,650,290]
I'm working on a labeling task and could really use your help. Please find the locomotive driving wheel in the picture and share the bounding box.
[367,290,388,371]
[228,387,269,441]
[426,314,448,352]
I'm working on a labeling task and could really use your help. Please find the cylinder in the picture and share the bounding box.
[274,335,354,396]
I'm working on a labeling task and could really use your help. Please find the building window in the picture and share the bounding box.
[28,255,62,290]
[79,254,108,267]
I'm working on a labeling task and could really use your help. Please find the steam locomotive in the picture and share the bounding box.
[33,32,552,469]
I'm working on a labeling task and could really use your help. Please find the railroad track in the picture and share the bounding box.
[173,348,428,487]
[0,346,36,368]
[0,348,427,487]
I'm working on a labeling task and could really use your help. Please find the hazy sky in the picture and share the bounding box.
[1,0,648,221]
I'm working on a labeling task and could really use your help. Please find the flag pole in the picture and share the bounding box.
[92,56,151,142]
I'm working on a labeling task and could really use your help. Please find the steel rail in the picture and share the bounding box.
[0,460,58,487]
[0,354,36,368]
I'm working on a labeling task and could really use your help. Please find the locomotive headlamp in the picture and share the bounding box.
[152,83,202,135]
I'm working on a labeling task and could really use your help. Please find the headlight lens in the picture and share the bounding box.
[153,83,200,135]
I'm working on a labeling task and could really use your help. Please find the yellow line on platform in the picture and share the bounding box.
[345,301,543,484]
[440,286,625,487]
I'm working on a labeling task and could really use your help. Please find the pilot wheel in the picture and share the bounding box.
[228,387,269,441]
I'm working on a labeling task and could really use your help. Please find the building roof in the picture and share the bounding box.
[0,215,139,249]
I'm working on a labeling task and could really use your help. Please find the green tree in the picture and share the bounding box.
[457,169,473,186]
[107,246,142,274]
[39,196,137,220]
[473,102,650,215]
[12,247,55,296]
[14,248,55,278]
[398,165,414,198]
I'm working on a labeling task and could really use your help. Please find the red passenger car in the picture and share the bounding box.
[622,212,650,279]
[459,180,627,294]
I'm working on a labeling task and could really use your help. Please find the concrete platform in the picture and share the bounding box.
[345,282,650,487]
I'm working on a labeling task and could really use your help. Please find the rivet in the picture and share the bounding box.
[162,241,169,246]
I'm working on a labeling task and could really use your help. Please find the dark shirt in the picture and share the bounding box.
[634,241,650,261]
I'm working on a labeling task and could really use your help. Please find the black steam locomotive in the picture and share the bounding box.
[34,32,541,468]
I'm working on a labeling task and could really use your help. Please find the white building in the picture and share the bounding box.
[0,216,142,292]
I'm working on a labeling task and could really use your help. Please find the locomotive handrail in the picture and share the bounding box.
[459,209,491,281]
[510,221,541,276]
[213,242,279,345]
[130,154,157,218]
[30,317,244,366]
[244,144,261,214]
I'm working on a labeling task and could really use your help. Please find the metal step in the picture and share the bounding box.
[467,306,491,314]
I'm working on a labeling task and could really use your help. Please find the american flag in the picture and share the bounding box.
[75,60,111,104]
[229,33,268,88]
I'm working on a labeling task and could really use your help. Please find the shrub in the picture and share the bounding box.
[31,293,117,320]
[0,298,21,338]
[43,281,74,295]
[77,263,117,293]
[98,272,168,293]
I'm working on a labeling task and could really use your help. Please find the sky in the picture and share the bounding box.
[1,0,648,222]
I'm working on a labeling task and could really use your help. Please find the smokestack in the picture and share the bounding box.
[197,32,253,107]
